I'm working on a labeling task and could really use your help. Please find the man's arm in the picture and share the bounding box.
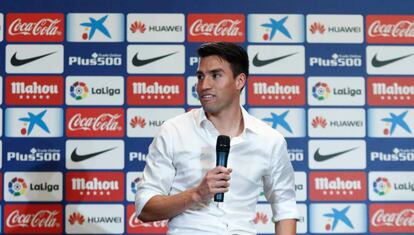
[275,219,296,235]
[138,166,232,222]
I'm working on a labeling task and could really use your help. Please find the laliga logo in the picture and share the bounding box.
[130,176,142,194]
[312,82,330,101]
[8,177,27,196]
[373,177,392,196]
[70,81,89,100]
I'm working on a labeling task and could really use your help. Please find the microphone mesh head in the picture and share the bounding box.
[216,135,230,152]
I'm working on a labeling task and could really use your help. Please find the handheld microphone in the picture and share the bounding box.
[214,135,230,202]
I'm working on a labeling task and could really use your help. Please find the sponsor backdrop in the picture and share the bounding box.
[0,0,413,234]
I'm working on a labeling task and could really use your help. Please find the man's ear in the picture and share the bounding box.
[235,73,247,91]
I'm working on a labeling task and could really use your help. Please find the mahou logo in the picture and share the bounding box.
[248,77,305,106]
[66,172,124,202]
[370,204,414,233]
[66,108,124,137]
[6,76,63,105]
[367,15,414,43]
[368,77,414,106]
[127,204,168,234]
[4,204,62,234]
[6,13,64,42]
[310,171,367,201]
[187,14,245,42]
[127,76,184,105]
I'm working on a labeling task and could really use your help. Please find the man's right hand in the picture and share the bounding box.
[193,166,232,203]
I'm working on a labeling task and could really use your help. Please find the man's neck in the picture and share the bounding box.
[205,106,244,138]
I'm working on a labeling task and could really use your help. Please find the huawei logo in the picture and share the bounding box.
[310,22,325,34]
[130,116,146,128]
[130,21,146,33]
[253,212,269,224]
[69,212,85,225]
[312,116,327,128]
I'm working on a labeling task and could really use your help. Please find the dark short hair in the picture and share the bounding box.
[197,42,249,79]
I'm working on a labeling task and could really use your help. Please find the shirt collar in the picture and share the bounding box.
[196,106,260,135]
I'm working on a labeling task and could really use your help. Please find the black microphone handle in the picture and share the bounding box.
[214,150,229,202]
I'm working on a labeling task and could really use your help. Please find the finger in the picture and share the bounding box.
[215,173,231,181]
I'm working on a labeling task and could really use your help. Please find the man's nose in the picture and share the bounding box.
[198,76,213,90]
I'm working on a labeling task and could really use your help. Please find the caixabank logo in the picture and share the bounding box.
[66,204,124,234]
[310,171,366,201]
[5,108,63,137]
[4,172,62,202]
[127,76,185,106]
[247,14,304,43]
[368,77,414,106]
[127,204,168,234]
[66,76,124,106]
[369,171,414,201]
[369,203,414,233]
[4,204,63,234]
[368,108,414,138]
[248,108,306,138]
[66,139,124,170]
[6,13,64,42]
[367,15,414,44]
[66,108,124,137]
[66,13,124,42]
[6,76,64,105]
[66,172,124,202]
[247,77,305,106]
[187,14,245,42]
[127,13,184,42]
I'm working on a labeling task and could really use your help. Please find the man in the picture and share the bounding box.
[135,42,299,235]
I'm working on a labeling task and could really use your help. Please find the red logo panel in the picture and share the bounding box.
[310,171,366,201]
[127,204,168,234]
[367,15,414,44]
[368,77,414,106]
[66,108,124,137]
[187,14,245,42]
[4,204,63,234]
[370,203,414,233]
[66,172,124,202]
[248,77,305,106]
[127,76,185,106]
[6,76,64,105]
[6,13,64,42]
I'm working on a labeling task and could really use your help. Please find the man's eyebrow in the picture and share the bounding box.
[196,68,224,75]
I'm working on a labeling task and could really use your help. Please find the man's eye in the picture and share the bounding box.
[212,73,221,79]
[197,75,204,80]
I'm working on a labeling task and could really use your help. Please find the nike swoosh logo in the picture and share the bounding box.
[132,51,177,67]
[371,53,414,67]
[252,52,297,67]
[71,147,117,162]
[314,147,358,162]
[10,51,57,66]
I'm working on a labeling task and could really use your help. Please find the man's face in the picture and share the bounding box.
[196,55,244,115]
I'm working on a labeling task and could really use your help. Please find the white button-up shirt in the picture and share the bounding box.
[135,107,299,235]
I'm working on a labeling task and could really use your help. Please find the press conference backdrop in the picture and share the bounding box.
[0,0,413,234]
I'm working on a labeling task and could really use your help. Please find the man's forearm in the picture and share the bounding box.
[138,187,201,222]
[275,219,297,235]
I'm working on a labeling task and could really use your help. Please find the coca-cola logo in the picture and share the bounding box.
[9,18,62,36]
[129,212,168,228]
[68,113,121,131]
[6,210,60,228]
[372,209,414,227]
[189,19,242,37]
[368,20,414,38]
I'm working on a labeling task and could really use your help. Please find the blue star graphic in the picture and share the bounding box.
[323,205,354,231]
[18,110,50,135]
[80,15,112,40]
[381,111,412,135]
[260,16,292,40]
[262,111,293,133]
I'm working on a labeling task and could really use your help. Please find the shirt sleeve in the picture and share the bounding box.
[135,124,176,216]
[262,137,300,222]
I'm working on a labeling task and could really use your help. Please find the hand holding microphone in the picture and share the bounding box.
[214,135,230,202]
